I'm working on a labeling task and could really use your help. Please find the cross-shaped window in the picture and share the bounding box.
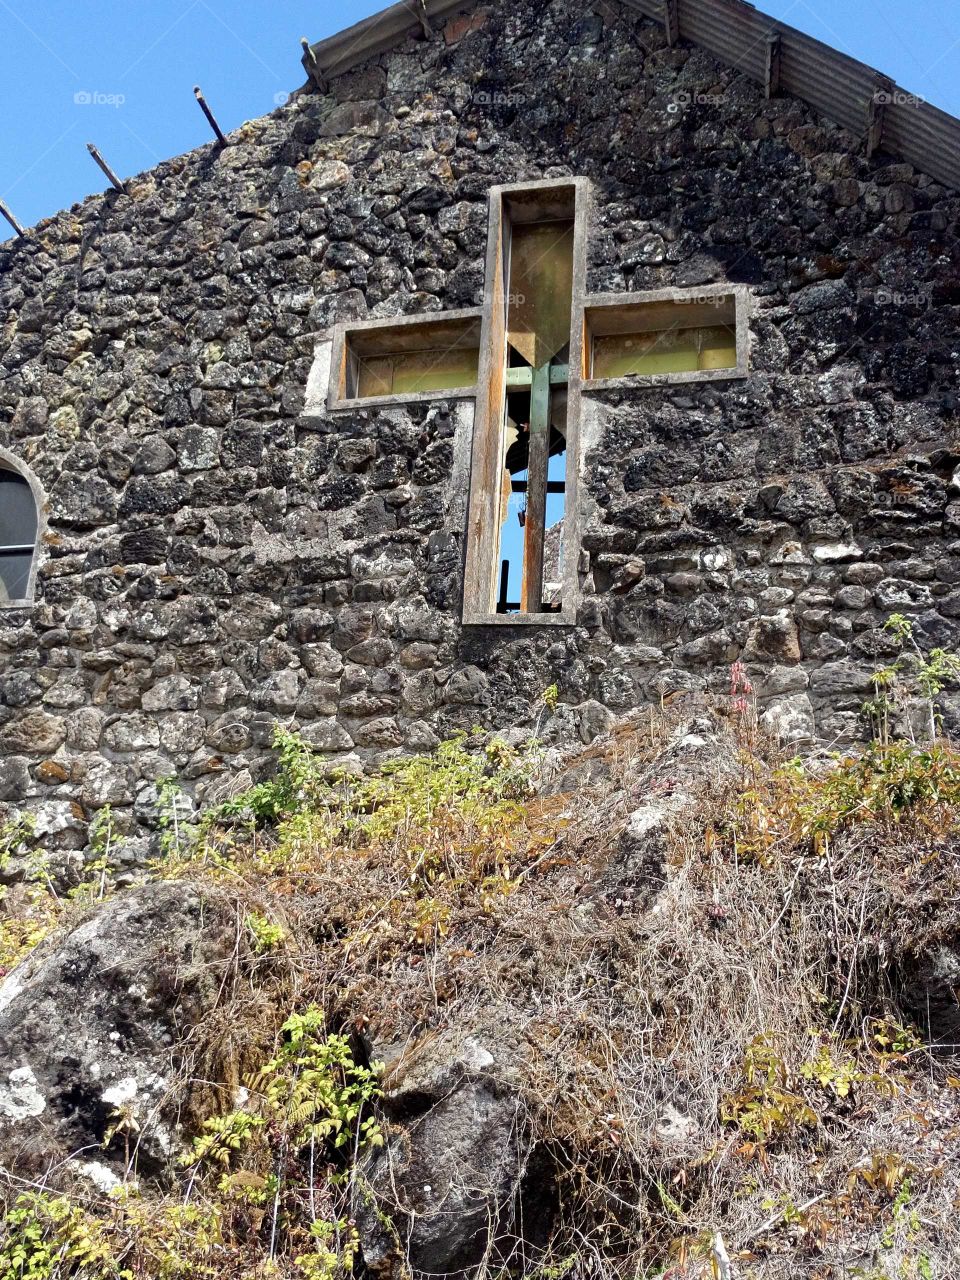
[323,178,749,625]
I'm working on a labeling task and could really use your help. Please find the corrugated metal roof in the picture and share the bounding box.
[305,0,472,81]
[305,0,960,191]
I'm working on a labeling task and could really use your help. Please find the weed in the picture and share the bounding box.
[68,806,119,906]
[295,1217,359,1280]
[733,740,960,861]
[721,1035,818,1147]
[5,710,960,1279]
[729,660,758,749]
[245,912,286,953]
[156,778,198,860]
[800,1035,863,1099]
[0,1193,65,1280]
[218,727,336,824]
[0,816,60,974]
[177,728,544,903]
[184,1109,265,1168]
[865,613,960,744]
[0,814,34,866]
[248,1008,383,1153]
[0,1011,382,1280]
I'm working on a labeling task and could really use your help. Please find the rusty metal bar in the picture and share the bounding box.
[664,0,679,46]
[193,85,227,145]
[765,33,782,98]
[86,143,126,194]
[521,362,551,613]
[300,37,328,92]
[415,0,434,38]
[511,479,566,495]
[497,560,511,613]
[0,199,26,239]
[506,364,569,388]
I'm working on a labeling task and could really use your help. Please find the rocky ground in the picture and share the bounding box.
[1,700,959,1279]
[2,0,959,852]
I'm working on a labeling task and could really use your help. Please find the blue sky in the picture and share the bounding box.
[0,0,959,232]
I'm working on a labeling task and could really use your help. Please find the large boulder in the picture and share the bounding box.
[0,881,238,1187]
[358,1034,551,1279]
[570,713,740,927]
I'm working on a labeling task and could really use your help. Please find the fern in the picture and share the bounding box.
[248,1009,383,1153]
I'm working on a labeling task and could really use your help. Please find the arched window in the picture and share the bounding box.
[0,456,40,606]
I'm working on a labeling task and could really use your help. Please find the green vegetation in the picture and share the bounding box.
[734,739,960,863]
[0,1009,381,1280]
[0,808,123,973]
[864,612,960,745]
[721,1034,818,1144]
[245,913,285,953]
[2,648,960,1278]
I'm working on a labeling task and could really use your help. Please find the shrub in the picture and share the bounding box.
[0,1010,381,1280]
[865,613,960,744]
[733,740,960,861]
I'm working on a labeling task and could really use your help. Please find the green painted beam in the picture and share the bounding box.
[506,364,569,388]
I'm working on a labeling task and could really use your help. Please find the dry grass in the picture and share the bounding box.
[4,703,960,1279]
[164,704,960,1277]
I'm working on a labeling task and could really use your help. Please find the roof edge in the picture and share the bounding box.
[304,0,960,192]
[304,0,474,81]
[619,0,960,190]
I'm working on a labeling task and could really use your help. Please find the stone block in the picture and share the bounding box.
[0,714,67,756]
[760,694,816,744]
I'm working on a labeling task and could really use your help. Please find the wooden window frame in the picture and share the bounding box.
[582,284,750,390]
[315,193,751,631]
[462,177,591,627]
[327,308,483,410]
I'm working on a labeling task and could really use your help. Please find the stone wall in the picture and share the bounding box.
[1,0,959,856]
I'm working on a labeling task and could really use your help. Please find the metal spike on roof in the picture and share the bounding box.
[194,86,228,146]
[300,37,327,93]
[86,143,127,195]
[415,0,435,39]
[664,0,680,47]
[764,32,782,99]
[0,198,27,239]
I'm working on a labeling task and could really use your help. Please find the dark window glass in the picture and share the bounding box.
[0,469,37,547]
[0,466,37,602]
[0,551,32,602]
